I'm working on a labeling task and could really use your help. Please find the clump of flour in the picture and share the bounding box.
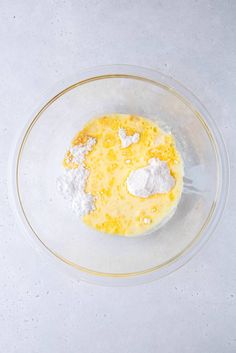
[57,137,96,217]
[126,158,175,198]
[69,138,96,164]
[118,128,140,148]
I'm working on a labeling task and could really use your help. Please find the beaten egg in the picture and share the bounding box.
[63,114,183,236]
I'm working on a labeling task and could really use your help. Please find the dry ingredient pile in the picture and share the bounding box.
[57,114,183,236]
[57,138,96,216]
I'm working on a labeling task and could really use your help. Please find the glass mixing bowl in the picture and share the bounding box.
[10,65,229,285]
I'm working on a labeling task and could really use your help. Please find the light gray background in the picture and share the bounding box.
[0,1,235,352]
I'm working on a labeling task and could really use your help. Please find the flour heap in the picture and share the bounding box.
[57,138,96,216]
[118,128,140,148]
[126,158,175,198]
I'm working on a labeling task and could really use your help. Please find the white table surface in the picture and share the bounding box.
[1,1,235,352]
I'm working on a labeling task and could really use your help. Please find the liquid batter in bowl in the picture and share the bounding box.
[58,114,183,236]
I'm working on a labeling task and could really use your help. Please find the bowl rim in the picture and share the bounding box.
[8,64,230,285]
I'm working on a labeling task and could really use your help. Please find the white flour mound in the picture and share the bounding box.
[118,128,140,148]
[69,138,96,164]
[57,137,96,217]
[126,158,175,198]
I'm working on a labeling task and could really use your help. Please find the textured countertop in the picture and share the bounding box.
[0,1,235,352]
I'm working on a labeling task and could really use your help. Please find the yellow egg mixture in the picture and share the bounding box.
[63,114,183,236]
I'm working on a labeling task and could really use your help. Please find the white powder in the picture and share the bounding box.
[69,138,96,164]
[126,158,175,198]
[57,137,96,217]
[143,217,151,224]
[118,128,140,148]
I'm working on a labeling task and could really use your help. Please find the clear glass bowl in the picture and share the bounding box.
[9,65,229,285]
